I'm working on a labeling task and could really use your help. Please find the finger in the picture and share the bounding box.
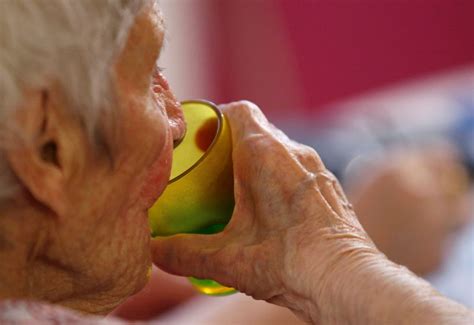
[221,101,302,151]
[221,101,326,175]
[232,134,315,204]
[290,142,326,174]
[150,233,232,283]
[220,101,272,142]
[221,102,305,183]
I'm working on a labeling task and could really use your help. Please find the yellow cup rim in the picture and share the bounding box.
[169,99,224,184]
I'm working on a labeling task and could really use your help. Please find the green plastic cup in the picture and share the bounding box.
[148,100,236,296]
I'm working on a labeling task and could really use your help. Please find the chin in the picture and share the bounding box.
[130,260,153,296]
[101,209,153,300]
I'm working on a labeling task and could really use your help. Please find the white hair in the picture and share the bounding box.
[0,0,150,199]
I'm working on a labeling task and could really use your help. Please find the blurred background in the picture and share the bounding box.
[116,0,474,322]
[159,0,473,118]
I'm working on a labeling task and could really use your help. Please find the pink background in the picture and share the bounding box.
[200,0,474,119]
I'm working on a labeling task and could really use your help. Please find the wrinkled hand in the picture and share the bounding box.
[151,101,378,321]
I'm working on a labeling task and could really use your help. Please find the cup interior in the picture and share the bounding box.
[170,101,223,181]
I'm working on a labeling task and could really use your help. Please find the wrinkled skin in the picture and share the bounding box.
[1,2,473,324]
[117,141,472,322]
[151,102,473,324]
[1,4,185,315]
[151,101,379,321]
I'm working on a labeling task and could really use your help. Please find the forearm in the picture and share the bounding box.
[290,245,473,324]
[326,255,471,324]
[274,171,473,324]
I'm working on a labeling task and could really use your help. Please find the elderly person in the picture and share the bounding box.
[0,0,472,324]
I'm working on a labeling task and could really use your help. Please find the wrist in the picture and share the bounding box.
[309,233,386,323]
[279,225,443,324]
[319,251,426,324]
[278,226,382,323]
[310,243,467,325]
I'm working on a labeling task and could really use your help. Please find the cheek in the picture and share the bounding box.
[139,119,174,206]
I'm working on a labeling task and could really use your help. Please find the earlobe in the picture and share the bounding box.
[5,89,66,216]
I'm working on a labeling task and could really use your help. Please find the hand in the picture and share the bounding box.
[349,144,471,275]
[151,101,379,322]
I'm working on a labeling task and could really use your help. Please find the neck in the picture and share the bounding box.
[0,238,29,300]
[0,196,67,302]
[0,196,118,315]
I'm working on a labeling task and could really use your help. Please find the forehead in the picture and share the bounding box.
[151,1,166,38]
[129,1,166,53]
[148,0,166,45]
[143,2,165,46]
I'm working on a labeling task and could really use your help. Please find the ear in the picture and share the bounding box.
[6,88,77,216]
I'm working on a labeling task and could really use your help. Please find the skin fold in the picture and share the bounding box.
[0,3,472,324]
[0,5,185,314]
[152,102,473,324]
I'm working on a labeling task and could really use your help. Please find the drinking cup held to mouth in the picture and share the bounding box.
[148,100,236,296]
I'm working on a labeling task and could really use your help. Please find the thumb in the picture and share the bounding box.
[150,233,229,282]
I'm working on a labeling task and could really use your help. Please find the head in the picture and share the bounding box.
[0,0,184,314]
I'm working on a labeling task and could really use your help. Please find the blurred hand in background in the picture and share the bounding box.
[348,143,471,275]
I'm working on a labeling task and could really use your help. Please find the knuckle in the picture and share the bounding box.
[321,168,337,180]
[316,169,339,186]
[292,143,325,171]
[301,144,322,160]
[225,100,266,121]
[222,100,252,112]
[234,100,261,113]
